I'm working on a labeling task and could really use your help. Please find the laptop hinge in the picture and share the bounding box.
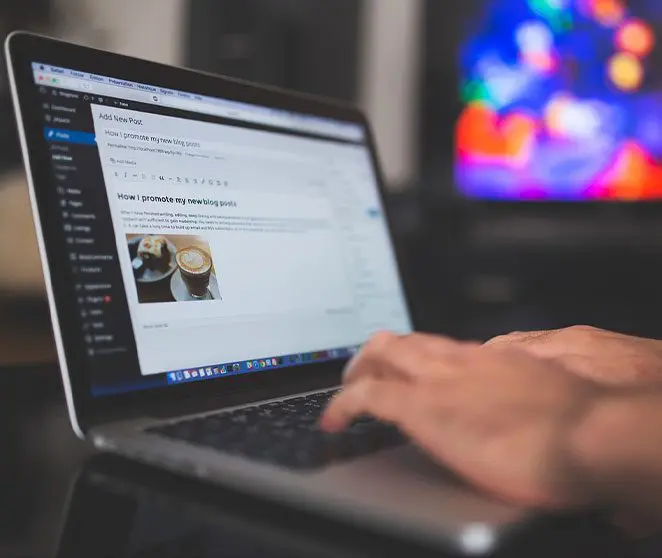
[94,374,340,426]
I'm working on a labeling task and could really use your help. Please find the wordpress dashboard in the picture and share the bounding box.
[31,62,412,394]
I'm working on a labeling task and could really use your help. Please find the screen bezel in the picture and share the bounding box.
[6,32,416,432]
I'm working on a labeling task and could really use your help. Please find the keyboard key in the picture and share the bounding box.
[147,389,405,470]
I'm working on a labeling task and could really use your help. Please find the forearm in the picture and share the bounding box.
[567,387,662,526]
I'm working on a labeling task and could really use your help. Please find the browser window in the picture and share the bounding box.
[30,62,412,394]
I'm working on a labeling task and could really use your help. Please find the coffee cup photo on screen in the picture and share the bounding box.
[126,234,221,303]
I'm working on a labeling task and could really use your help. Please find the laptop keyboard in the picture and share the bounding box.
[147,390,406,470]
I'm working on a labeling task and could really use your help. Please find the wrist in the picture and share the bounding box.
[565,388,661,512]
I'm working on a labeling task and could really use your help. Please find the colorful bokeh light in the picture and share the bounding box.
[544,95,602,140]
[516,21,554,53]
[544,94,572,138]
[477,56,533,109]
[521,50,558,73]
[616,19,655,57]
[608,52,644,91]
[590,141,662,199]
[457,102,539,168]
[516,21,559,73]
[589,0,626,27]
[456,0,662,201]
[528,0,573,31]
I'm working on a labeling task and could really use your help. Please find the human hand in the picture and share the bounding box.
[320,332,602,508]
[485,326,662,385]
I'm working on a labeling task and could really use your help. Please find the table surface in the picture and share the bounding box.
[2,363,661,558]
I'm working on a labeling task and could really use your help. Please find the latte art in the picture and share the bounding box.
[176,245,213,298]
[176,247,211,275]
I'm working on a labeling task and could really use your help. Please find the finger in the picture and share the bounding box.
[321,380,479,490]
[341,331,395,382]
[320,377,413,432]
[485,330,555,347]
[343,332,476,386]
[320,380,490,498]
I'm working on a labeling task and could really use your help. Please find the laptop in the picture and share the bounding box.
[6,32,528,551]
[58,456,453,558]
[59,457,615,558]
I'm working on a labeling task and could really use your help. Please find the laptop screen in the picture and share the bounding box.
[29,62,412,396]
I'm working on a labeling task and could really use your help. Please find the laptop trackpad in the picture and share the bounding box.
[312,444,526,528]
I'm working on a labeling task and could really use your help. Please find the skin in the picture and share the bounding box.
[485,326,662,385]
[319,331,662,523]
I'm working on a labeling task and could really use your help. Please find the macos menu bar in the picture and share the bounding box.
[32,62,365,143]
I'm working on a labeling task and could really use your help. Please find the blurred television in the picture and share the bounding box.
[452,0,662,201]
